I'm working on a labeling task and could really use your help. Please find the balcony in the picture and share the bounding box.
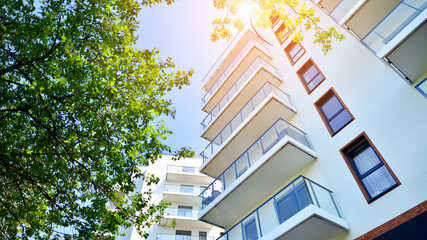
[156,233,215,240]
[201,38,271,113]
[214,176,348,240]
[166,165,212,185]
[160,207,211,228]
[201,57,284,140]
[329,0,359,22]
[200,83,296,176]
[163,183,204,205]
[198,119,317,227]
[362,0,427,54]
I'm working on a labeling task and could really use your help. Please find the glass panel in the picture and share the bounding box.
[362,166,397,198]
[258,198,279,235]
[222,124,232,142]
[248,140,263,166]
[310,182,340,217]
[321,95,343,120]
[329,109,352,133]
[224,165,237,190]
[228,224,243,240]
[230,114,243,131]
[180,185,194,194]
[330,0,359,21]
[243,216,260,240]
[178,206,193,217]
[351,145,381,175]
[289,43,302,58]
[235,153,249,178]
[260,126,279,153]
[292,48,305,63]
[302,64,319,84]
[275,184,299,223]
[182,166,195,173]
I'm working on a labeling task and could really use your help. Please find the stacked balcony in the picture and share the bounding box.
[317,0,427,82]
[166,165,212,185]
[215,176,348,240]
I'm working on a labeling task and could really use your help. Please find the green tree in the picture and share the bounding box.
[211,0,345,54]
[0,0,193,238]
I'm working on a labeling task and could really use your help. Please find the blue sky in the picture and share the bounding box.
[136,0,229,156]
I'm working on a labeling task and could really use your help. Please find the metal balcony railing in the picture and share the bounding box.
[200,83,293,163]
[156,233,215,240]
[199,118,312,210]
[167,165,197,174]
[329,0,359,21]
[362,0,427,53]
[201,39,269,108]
[164,207,198,218]
[164,184,205,195]
[215,176,342,240]
[201,57,282,133]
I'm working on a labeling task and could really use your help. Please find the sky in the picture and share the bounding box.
[136,0,230,156]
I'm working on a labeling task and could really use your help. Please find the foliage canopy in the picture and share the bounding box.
[211,0,345,54]
[0,0,193,238]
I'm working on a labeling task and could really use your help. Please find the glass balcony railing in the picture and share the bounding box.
[201,57,282,133]
[362,0,427,53]
[156,233,215,240]
[164,184,205,195]
[200,83,293,163]
[201,39,270,108]
[329,0,359,22]
[167,165,197,174]
[202,31,245,85]
[199,119,312,210]
[215,176,342,240]
[164,207,199,218]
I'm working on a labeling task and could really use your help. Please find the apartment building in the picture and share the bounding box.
[117,155,223,240]
[197,0,427,239]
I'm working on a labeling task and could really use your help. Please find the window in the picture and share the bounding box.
[177,206,193,217]
[275,179,311,223]
[297,58,325,93]
[340,132,400,202]
[181,166,195,173]
[180,184,194,194]
[275,23,291,44]
[314,88,354,136]
[176,230,191,240]
[243,217,259,240]
[199,231,207,240]
[269,12,280,28]
[285,41,306,65]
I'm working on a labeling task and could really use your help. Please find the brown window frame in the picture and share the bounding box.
[275,23,291,44]
[269,12,280,28]
[285,41,306,65]
[340,132,400,203]
[314,88,354,136]
[297,58,326,94]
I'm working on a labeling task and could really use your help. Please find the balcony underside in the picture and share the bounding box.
[199,138,316,228]
[159,216,212,229]
[166,172,212,185]
[163,192,199,205]
[201,97,296,178]
[202,47,272,113]
[201,69,283,141]
[262,205,348,240]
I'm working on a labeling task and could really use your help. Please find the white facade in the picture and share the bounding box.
[117,155,223,240]
[198,1,427,240]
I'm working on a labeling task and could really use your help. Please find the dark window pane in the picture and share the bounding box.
[276,189,299,223]
[307,73,324,91]
[292,48,305,63]
[329,109,352,133]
